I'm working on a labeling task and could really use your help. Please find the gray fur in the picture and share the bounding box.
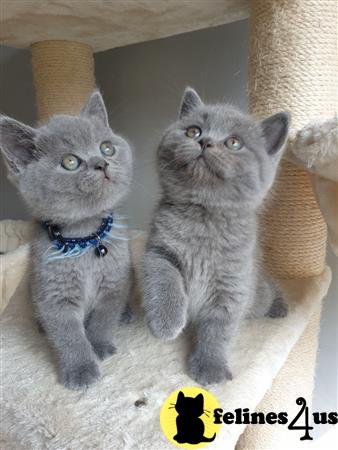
[0,91,133,390]
[142,87,289,385]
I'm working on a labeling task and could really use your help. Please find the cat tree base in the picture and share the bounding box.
[0,225,332,449]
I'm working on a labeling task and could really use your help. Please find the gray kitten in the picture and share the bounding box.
[0,91,133,390]
[142,88,289,385]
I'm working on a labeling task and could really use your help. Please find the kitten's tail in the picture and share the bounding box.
[201,433,216,442]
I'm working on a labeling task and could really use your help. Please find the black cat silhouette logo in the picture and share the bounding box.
[173,391,216,444]
[160,387,221,448]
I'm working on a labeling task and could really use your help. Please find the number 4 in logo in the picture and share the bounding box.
[288,397,314,440]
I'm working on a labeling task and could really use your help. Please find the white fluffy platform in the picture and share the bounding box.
[2,244,331,450]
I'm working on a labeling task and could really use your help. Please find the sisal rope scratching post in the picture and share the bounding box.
[31,40,95,122]
[238,1,337,447]
[250,0,337,280]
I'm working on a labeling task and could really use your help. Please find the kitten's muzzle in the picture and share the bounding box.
[94,159,110,180]
[199,137,214,151]
[94,159,109,171]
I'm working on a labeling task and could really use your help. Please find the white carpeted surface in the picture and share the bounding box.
[1,262,331,450]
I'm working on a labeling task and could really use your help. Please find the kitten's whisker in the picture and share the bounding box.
[105,234,132,242]
[112,223,130,230]
[106,230,144,242]
[63,247,80,258]
[114,214,130,220]
[45,243,93,261]
[44,245,66,261]
[43,244,59,257]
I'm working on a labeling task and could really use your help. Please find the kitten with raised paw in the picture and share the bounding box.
[0,91,133,390]
[142,87,289,385]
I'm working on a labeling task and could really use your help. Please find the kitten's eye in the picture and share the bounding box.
[225,136,243,151]
[100,141,116,157]
[61,154,81,171]
[186,126,202,139]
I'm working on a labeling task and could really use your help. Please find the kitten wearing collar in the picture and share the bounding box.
[142,88,289,385]
[0,91,133,390]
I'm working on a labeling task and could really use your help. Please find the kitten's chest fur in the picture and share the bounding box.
[196,214,254,291]
[31,222,129,313]
[151,203,257,315]
[156,203,256,278]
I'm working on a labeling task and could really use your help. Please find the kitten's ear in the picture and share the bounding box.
[260,112,290,155]
[81,90,109,126]
[177,391,185,403]
[0,116,37,175]
[195,393,204,407]
[179,87,203,118]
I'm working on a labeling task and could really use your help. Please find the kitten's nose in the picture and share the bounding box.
[93,158,109,171]
[199,137,214,150]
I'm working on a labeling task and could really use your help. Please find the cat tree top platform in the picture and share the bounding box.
[0,0,249,51]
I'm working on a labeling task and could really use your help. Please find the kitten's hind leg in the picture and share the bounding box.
[120,267,136,324]
[85,299,119,361]
[267,296,288,318]
[120,302,134,324]
[86,274,130,360]
[142,246,188,341]
[250,270,288,319]
[36,317,46,334]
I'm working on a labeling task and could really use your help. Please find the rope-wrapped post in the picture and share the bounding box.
[250,0,337,279]
[31,40,95,122]
[237,1,337,447]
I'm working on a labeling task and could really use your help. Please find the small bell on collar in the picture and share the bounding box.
[95,243,108,258]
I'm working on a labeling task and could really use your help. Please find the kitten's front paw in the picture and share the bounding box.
[146,305,186,341]
[91,341,116,361]
[61,360,100,391]
[267,297,288,318]
[188,352,233,385]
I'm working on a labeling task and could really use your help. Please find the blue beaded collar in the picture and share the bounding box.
[43,214,115,260]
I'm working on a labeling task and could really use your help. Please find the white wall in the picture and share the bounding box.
[0,45,35,220]
[0,20,336,430]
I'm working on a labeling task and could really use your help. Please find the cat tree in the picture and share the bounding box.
[1,0,336,449]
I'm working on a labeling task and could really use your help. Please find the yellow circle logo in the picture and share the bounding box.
[160,387,221,448]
